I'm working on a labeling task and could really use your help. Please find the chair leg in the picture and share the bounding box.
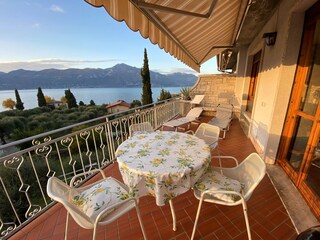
[169,200,177,231]
[241,200,252,240]
[93,224,98,240]
[65,212,69,240]
[135,203,148,240]
[191,198,204,240]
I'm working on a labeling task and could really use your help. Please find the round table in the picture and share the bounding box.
[115,131,211,206]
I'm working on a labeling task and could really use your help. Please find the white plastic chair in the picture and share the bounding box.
[191,153,266,240]
[186,123,220,149]
[47,169,147,240]
[129,122,153,137]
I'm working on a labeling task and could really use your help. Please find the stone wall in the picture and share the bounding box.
[190,74,236,114]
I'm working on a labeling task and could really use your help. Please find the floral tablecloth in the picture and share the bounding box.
[116,131,211,206]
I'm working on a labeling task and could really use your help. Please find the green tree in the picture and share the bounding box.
[158,89,172,101]
[89,100,96,106]
[37,87,46,107]
[79,101,85,106]
[130,99,142,108]
[141,48,153,105]
[65,89,78,109]
[2,98,16,110]
[15,89,24,110]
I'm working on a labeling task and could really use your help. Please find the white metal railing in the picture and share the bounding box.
[0,98,185,239]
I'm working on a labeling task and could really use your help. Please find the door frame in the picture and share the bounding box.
[277,0,320,219]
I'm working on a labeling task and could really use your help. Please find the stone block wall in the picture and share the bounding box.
[190,74,236,114]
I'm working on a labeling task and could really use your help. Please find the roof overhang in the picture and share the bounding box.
[84,0,250,72]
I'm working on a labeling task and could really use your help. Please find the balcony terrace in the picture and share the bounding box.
[0,98,315,239]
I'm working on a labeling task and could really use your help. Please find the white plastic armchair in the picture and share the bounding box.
[129,122,153,137]
[191,153,266,240]
[46,169,147,240]
[186,123,220,149]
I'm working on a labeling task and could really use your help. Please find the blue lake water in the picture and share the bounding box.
[0,87,186,112]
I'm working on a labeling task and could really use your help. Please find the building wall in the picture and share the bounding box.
[190,74,237,115]
[107,105,130,113]
[235,0,317,164]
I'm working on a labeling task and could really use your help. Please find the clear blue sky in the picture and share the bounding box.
[0,0,219,75]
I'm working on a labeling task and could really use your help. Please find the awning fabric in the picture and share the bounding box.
[85,0,249,72]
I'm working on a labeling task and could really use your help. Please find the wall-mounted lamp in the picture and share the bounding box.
[262,32,277,46]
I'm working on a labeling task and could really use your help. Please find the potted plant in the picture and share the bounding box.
[180,87,191,100]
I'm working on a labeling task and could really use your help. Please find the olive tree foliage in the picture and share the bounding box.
[37,87,46,107]
[0,105,107,148]
[15,89,24,110]
[2,98,16,110]
[130,99,142,108]
[141,48,153,105]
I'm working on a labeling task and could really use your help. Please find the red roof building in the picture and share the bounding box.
[105,100,130,113]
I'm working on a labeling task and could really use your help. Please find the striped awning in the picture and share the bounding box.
[85,0,249,72]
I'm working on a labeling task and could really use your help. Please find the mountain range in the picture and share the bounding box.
[0,64,197,90]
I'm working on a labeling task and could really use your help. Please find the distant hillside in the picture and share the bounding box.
[0,64,197,90]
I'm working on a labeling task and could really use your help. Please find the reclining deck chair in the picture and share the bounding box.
[190,95,205,108]
[208,104,233,139]
[162,107,203,131]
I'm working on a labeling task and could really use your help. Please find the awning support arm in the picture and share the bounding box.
[133,0,218,18]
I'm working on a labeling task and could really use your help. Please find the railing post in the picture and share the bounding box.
[154,103,158,129]
[105,117,115,161]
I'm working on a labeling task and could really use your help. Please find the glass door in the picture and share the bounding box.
[278,1,320,219]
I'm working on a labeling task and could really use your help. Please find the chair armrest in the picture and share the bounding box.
[70,169,106,187]
[185,130,195,135]
[208,140,218,149]
[212,156,239,166]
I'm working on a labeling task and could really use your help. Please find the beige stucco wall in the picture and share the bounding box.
[235,0,317,164]
[190,74,236,114]
[107,105,130,113]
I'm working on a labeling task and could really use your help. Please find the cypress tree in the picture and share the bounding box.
[15,89,24,110]
[37,87,46,107]
[65,89,78,109]
[141,48,153,105]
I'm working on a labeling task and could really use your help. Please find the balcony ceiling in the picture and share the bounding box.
[85,0,280,72]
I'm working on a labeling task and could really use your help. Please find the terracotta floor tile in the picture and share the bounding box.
[8,120,299,240]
